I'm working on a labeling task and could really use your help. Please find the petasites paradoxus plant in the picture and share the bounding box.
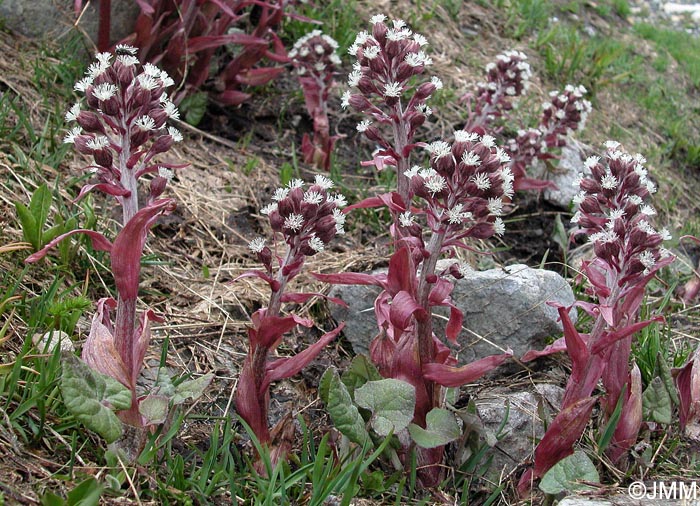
[518,142,674,493]
[289,30,342,171]
[462,50,592,191]
[26,46,211,452]
[315,15,513,487]
[237,175,346,468]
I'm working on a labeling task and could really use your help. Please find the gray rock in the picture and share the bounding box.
[472,384,564,479]
[329,263,576,362]
[543,144,590,209]
[0,0,139,44]
[558,494,687,506]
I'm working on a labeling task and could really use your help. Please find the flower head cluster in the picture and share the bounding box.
[475,50,532,108]
[540,84,591,148]
[290,30,341,78]
[342,16,440,142]
[64,45,182,203]
[250,175,346,269]
[404,131,512,239]
[572,142,671,279]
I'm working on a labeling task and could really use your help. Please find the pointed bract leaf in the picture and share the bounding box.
[354,378,416,436]
[424,351,512,387]
[61,354,131,443]
[408,408,461,448]
[81,298,130,388]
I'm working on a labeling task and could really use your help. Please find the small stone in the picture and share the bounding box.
[33,330,75,353]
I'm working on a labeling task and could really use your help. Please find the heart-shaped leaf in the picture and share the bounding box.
[173,373,214,405]
[354,379,415,436]
[341,355,382,398]
[408,408,461,448]
[61,354,131,443]
[642,376,672,424]
[539,451,599,494]
[139,394,169,426]
[324,368,370,446]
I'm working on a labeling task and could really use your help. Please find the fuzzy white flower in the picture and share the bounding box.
[363,45,381,60]
[283,213,305,231]
[86,135,109,150]
[330,194,347,208]
[115,44,138,55]
[427,141,452,160]
[425,175,447,196]
[348,69,363,87]
[639,250,656,274]
[92,83,118,101]
[370,14,386,24]
[454,130,478,143]
[357,119,372,132]
[135,115,156,131]
[341,90,351,109]
[462,151,481,166]
[404,166,421,178]
[248,237,266,253]
[288,178,304,189]
[303,191,324,205]
[488,197,504,216]
[65,103,81,122]
[272,188,289,201]
[447,204,473,224]
[493,217,505,236]
[430,76,443,90]
[471,172,491,190]
[481,134,496,148]
[158,167,174,180]
[572,191,587,204]
[74,77,93,93]
[308,234,325,252]
[261,203,278,215]
[314,175,334,190]
[137,74,159,91]
[63,126,83,144]
[604,140,621,150]
[383,81,402,97]
[399,211,415,227]
[413,33,428,46]
[117,55,139,67]
[168,127,183,143]
[600,170,619,190]
[640,204,656,216]
[163,101,180,120]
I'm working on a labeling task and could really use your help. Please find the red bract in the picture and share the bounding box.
[290,30,342,171]
[121,0,291,105]
[519,143,674,493]
[236,176,346,467]
[27,48,182,431]
[674,348,700,440]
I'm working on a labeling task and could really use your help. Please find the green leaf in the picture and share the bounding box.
[14,201,38,249]
[139,395,169,425]
[172,373,213,405]
[597,385,625,455]
[408,408,461,448]
[29,184,52,234]
[326,369,370,446]
[61,354,131,443]
[657,352,679,405]
[341,354,382,398]
[318,367,333,405]
[642,377,672,424]
[66,477,103,506]
[539,451,600,495]
[179,92,208,126]
[354,379,415,436]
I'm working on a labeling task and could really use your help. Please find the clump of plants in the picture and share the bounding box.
[26,45,211,458]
